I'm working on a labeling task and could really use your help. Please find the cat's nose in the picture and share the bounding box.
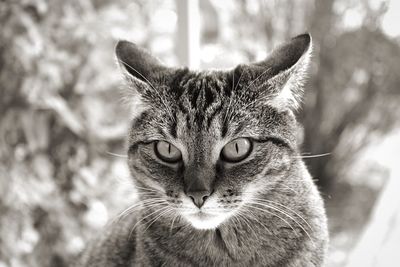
[187,190,210,208]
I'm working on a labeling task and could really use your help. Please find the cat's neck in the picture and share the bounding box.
[135,216,254,265]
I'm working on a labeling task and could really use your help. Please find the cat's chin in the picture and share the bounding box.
[183,212,231,230]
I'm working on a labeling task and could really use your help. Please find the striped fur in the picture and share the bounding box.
[77,34,328,267]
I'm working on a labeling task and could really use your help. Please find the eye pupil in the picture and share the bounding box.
[154,141,182,163]
[221,138,252,163]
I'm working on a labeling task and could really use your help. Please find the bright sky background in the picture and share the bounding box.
[381,0,400,37]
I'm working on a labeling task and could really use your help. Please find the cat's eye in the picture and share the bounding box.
[221,138,252,163]
[154,141,182,163]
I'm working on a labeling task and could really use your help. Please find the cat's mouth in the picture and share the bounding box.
[175,193,237,230]
[182,210,232,230]
[189,211,214,219]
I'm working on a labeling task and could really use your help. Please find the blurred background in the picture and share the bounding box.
[1,0,400,266]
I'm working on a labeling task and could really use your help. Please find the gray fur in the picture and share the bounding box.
[77,33,328,267]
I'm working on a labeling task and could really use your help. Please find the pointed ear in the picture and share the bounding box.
[245,33,312,111]
[115,40,168,85]
[115,41,168,118]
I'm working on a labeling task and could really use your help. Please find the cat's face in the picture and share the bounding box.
[117,34,312,230]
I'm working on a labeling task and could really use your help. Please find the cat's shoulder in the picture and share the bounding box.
[75,211,139,267]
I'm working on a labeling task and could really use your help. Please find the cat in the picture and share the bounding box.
[77,33,328,267]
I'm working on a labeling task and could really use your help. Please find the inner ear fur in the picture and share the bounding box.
[115,40,167,84]
[236,33,313,111]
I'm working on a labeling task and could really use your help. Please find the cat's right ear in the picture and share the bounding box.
[115,41,168,117]
[115,40,166,86]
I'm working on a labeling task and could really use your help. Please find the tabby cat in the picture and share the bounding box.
[77,33,328,267]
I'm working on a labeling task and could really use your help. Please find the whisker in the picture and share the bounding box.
[133,185,161,191]
[239,208,272,235]
[248,198,313,231]
[134,191,161,197]
[275,183,298,194]
[251,182,299,194]
[142,208,174,233]
[223,67,246,124]
[117,58,176,123]
[223,70,236,123]
[245,67,271,89]
[134,187,162,194]
[246,202,314,245]
[230,216,238,232]
[224,67,271,125]
[233,67,245,91]
[114,176,134,186]
[237,93,273,112]
[243,203,297,235]
[169,213,179,235]
[128,205,170,240]
[293,152,331,159]
[118,58,156,89]
[113,199,166,222]
[235,211,263,235]
[105,151,128,158]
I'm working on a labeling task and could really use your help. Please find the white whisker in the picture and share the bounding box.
[293,152,331,159]
[249,198,313,231]
[243,203,296,234]
[169,213,179,235]
[142,208,175,233]
[241,207,272,235]
[245,202,314,245]
[106,151,127,158]
[109,199,167,227]
[128,205,170,240]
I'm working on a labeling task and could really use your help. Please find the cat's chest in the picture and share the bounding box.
[141,224,281,266]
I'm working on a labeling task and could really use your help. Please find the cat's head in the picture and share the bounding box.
[116,34,312,230]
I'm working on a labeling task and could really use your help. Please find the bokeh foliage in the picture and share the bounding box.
[204,0,400,190]
[1,0,174,266]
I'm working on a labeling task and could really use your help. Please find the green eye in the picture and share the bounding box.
[221,138,252,163]
[154,141,182,163]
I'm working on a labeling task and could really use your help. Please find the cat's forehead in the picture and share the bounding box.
[168,72,282,138]
[170,68,271,112]
[173,70,228,103]
[170,71,227,127]
[129,69,297,148]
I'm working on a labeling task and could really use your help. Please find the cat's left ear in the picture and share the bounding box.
[245,33,312,111]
